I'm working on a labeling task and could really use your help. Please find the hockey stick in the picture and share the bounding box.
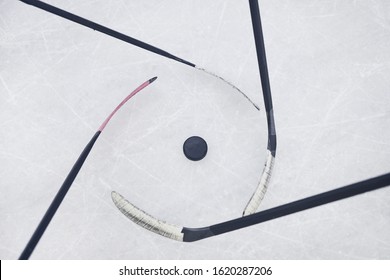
[111,0,276,239]
[112,172,390,242]
[243,0,276,215]
[19,0,259,111]
[19,77,157,260]
[20,0,274,226]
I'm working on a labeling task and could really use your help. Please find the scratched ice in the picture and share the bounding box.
[1,0,390,259]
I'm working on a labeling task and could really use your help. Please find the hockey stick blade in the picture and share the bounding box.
[242,150,275,216]
[111,192,184,241]
[112,172,390,242]
[19,77,157,259]
[19,0,259,111]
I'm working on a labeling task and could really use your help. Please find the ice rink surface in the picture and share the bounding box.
[1,0,390,259]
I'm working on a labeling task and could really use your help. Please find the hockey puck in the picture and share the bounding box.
[183,136,208,161]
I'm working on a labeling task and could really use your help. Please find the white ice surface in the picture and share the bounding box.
[1,0,390,259]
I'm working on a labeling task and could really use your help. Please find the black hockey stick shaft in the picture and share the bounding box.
[19,131,101,260]
[18,78,156,259]
[19,0,261,111]
[249,0,276,155]
[183,172,390,241]
[212,172,390,235]
[19,0,195,67]
[186,2,390,237]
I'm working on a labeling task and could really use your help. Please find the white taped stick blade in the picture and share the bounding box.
[195,66,260,111]
[111,191,184,241]
[242,150,275,216]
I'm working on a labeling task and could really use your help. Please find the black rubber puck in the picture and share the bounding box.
[183,136,208,161]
